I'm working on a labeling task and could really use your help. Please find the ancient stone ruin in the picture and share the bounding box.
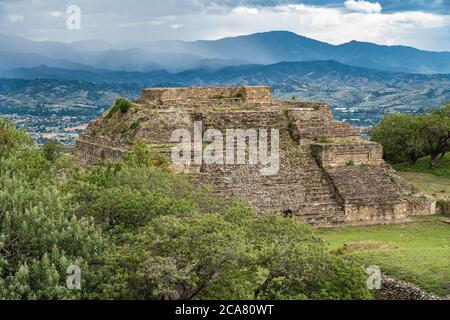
[75,86,435,227]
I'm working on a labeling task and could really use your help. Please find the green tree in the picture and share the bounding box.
[97,206,371,300]
[371,113,423,164]
[123,139,169,168]
[42,140,67,163]
[0,125,109,299]
[0,118,33,158]
[418,104,450,167]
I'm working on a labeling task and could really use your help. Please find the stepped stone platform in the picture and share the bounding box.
[74,86,435,227]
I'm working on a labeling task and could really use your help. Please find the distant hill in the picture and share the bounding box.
[0,33,247,73]
[4,60,450,87]
[115,31,450,74]
[183,31,450,74]
[1,31,450,74]
[0,51,97,71]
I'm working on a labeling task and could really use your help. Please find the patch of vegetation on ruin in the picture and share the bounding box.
[105,97,132,119]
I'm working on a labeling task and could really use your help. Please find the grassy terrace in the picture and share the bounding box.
[319,216,450,297]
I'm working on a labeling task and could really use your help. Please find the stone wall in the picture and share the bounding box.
[311,142,383,167]
[321,165,434,225]
[136,86,272,105]
[196,146,348,227]
[285,108,360,145]
[376,275,444,300]
[75,138,125,166]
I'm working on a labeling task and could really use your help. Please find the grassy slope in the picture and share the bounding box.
[397,172,450,199]
[393,153,450,200]
[393,153,450,179]
[319,217,450,296]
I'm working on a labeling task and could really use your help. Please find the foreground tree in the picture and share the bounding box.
[1,118,372,300]
[0,122,109,299]
[0,118,33,157]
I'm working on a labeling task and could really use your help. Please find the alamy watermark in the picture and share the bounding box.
[170,121,280,175]
[66,264,81,290]
[66,5,81,30]
[366,265,381,290]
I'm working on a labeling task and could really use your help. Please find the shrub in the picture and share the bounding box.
[106,98,132,118]
[436,199,450,214]
[318,137,332,144]
[0,139,108,299]
[0,118,33,157]
[129,120,140,130]
[42,140,67,162]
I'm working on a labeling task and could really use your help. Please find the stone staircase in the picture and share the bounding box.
[325,165,402,205]
[196,146,348,227]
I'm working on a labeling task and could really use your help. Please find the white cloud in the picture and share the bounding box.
[344,0,382,14]
[48,11,63,17]
[231,7,259,15]
[151,20,164,26]
[8,14,24,22]
[170,24,183,29]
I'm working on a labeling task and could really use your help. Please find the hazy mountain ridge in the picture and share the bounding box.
[4,60,449,86]
[1,31,450,74]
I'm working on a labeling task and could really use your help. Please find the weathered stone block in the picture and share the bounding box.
[311,142,383,167]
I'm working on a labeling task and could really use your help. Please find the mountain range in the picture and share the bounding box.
[1,31,450,74]
[4,60,449,88]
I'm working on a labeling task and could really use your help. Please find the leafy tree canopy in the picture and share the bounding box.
[372,104,450,167]
[0,118,372,300]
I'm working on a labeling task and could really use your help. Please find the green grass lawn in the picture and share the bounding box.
[397,172,450,200]
[318,216,450,297]
[393,153,450,179]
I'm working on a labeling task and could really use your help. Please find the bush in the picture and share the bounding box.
[106,98,132,118]
[0,118,33,157]
[436,200,450,214]
[99,210,372,300]
[42,140,67,162]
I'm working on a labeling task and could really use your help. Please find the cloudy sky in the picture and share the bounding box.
[0,0,449,50]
